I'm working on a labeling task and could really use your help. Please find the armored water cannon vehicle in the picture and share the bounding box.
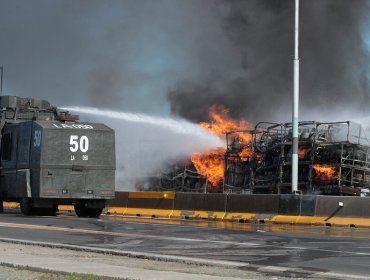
[0,96,115,217]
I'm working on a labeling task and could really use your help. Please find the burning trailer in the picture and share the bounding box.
[224,121,370,196]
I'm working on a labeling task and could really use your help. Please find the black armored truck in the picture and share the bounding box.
[0,96,115,217]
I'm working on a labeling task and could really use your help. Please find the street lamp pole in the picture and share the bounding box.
[0,66,3,97]
[292,0,300,193]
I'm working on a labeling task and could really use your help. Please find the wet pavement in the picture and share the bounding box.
[0,210,370,278]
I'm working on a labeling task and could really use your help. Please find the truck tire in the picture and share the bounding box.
[37,206,58,216]
[74,203,89,217]
[20,198,35,216]
[86,207,103,218]
[75,203,103,218]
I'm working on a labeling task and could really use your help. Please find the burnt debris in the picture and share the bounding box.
[224,121,370,196]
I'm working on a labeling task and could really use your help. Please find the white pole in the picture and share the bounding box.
[292,0,300,193]
[0,66,3,96]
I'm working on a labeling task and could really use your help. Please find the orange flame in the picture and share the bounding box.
[298,146,311,159]
[198,105,252,143]
[312,164,338,181]
[191,105,253,188]
[191,149,225,187]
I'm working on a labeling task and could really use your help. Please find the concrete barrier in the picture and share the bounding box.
[315,196,370,218]
[172,193,226,220]
[126,192,174,210]
[106,192,129,207]
[278,195,316,216]
[226,194,280,214]
[174,193,226,211]
[105,192,174,217]
[6,191,370,227]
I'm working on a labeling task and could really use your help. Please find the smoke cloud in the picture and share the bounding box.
[2,0,368,122]
[0,0,240,115]
[168,0,370,124]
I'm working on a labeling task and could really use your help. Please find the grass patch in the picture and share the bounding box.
[0,264,117,280]
[39,273,116,280]
[65,274,104,280]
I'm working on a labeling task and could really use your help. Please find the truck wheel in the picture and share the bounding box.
[20,198,35,216]
[87,207,103,218]
[38,206,58,216]
[74,203,89,217]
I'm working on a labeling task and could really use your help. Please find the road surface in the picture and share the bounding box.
[0,210,369,279]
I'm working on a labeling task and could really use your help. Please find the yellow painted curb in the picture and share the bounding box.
[3,202,19,208]
[269,215,370,227]
[320,217,370,227]
[270,215,329,225]
[170,210,224,220]
[58,205,74,212]
[270,215,300,224]
[4,201,370,228]
[105,207,127,215]
[223,212,257,222]
[123,207,173,218]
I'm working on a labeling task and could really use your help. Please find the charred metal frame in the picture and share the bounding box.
[224,121,370,195]
[136,162,208,193]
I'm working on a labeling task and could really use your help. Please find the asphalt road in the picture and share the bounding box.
[0,210,370,279]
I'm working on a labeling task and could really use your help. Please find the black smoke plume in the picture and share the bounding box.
[168,0,370,123]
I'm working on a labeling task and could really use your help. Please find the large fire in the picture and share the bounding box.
[191,105,253,188]
[312,164,338,181]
